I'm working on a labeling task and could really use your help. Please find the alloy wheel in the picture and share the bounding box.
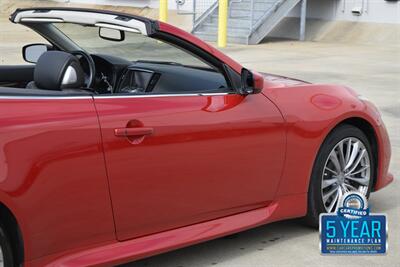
[321,137,371,213]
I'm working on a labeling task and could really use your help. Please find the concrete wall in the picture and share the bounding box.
[269,0,400,42]
[288,0,400,24]
[268,17,400,45]
[57,0,400,24]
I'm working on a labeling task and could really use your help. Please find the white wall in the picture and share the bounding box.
[56,0,400,24]
[289,0,400,24]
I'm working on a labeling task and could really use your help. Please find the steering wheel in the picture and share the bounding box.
[70,50,96,89]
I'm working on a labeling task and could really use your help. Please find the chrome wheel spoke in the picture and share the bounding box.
[346,149,366,174]
[322,178,337,189]
[342,184,350,193]
[345,175,369,186]
[345,138,352,165]
[345,141,359,170]
[347,165,370,176]
[343,182,358,192]
[325,167,338,176]
[329,151,341,173]
[338,142,346,169]
[323,185,339,203]
[359,186,368,195]
[326,190,339,213]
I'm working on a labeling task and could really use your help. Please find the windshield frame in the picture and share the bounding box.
[12,7,239,91]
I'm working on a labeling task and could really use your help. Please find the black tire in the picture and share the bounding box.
[0,223,14,267]
[304,124,375,227]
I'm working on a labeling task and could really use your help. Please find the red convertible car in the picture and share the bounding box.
[0,7,393,267]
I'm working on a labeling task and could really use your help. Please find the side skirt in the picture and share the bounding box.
[30,193,306,267]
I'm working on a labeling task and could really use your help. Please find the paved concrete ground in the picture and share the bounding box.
[0,10,399,267]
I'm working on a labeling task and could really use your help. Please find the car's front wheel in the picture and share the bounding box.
[0,223,14,267]
[305,124,374,227]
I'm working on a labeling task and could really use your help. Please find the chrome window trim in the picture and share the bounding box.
[93,92,232,99]
[0,95,92,100]
[0,92,233,100]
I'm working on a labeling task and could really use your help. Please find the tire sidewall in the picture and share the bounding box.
[0,224,14,267]
[307,124,375,226]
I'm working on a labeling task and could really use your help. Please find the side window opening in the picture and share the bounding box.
[1,16,237,96]
[52,23,232,95]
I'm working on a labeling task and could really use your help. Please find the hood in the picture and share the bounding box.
[260,72,310,88]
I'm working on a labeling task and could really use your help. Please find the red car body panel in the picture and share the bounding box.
[0,98,115,261]
[261,82,392,196]
[94,94,285,241]
[0,8,393,267]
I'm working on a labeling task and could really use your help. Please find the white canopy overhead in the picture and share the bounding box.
[12,9,148,35]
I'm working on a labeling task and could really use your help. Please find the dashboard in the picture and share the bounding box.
[90,54,231,95]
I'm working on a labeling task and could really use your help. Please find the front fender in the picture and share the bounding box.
[262,83,392,198]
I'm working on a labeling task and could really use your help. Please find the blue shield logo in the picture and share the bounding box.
[320,192,387,254]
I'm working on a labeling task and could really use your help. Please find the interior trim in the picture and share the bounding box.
[20,18,64,23]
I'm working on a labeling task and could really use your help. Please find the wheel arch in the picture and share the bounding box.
[324,117,379,190]
[0,202,24,266]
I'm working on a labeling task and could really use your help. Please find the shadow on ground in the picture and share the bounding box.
[121,220,315,267]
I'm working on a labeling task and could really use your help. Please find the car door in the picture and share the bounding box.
[94,92,286,241]
[0,91,115,259]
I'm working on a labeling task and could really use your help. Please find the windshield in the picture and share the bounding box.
[53,23,212,69]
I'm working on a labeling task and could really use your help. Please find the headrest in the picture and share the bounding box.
[34,51,85,90]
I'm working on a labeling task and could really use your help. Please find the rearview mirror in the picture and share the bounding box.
[99,27,125,41]
[240,68,264,95]
[23,44,49,63]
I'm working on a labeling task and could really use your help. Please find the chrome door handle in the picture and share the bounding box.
[114,127,154,137]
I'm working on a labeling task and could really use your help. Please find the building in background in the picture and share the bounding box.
[52,0,400,45]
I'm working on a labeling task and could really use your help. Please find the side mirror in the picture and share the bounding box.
[240,68,264,95]
[99,27,125,42]
[23,44,50,63]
